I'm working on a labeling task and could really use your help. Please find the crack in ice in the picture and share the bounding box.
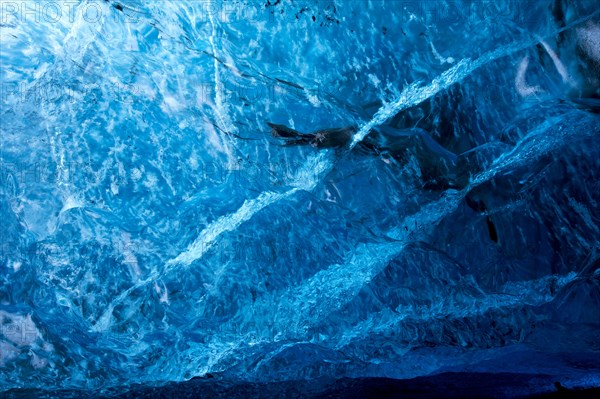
[93,9,600,332]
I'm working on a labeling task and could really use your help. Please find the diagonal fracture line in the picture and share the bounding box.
[93,10,599,331]
[167,151,331,267]
[349,8,600,148]
[92,153,332,331]
[173,14,600,269]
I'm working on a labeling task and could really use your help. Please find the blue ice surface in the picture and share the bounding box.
[1,0,600,397]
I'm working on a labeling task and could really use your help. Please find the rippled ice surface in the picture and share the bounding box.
[1,0,600,395]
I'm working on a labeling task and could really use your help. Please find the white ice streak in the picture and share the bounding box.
[206,5,237,166]
[179,31,548,275]
[539,39,577,87]
[336,272,580,349]
[94,9,600,332]
[167,152,331,267]
[274,190,464,331]
[516,56,544,96]
[92,152,331,331]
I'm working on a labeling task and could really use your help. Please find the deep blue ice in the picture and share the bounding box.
[1,1,599,397]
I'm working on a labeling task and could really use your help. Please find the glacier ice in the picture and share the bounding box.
[1,0,600,397]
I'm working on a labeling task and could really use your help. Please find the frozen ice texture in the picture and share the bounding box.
[1,0,599,396]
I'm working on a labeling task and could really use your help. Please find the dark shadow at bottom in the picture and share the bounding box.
[2,372,599,399]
